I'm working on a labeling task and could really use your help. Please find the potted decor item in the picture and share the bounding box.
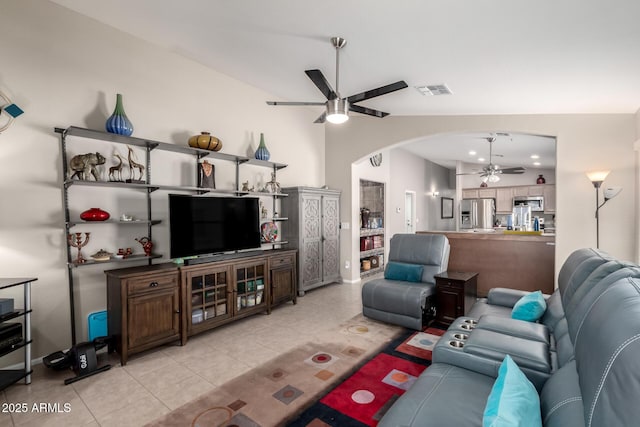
[105,94,134,136]
[80,207,110,221]
[188,131,222,151]
[255,133,271,161]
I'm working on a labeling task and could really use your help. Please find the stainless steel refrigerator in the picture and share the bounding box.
[460,198,495,230]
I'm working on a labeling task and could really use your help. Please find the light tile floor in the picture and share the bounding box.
[0,281,371,427]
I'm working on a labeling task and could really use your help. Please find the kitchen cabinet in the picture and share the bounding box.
[512,186,530,197]
[495,188,514,213]
[543,185,556,213]
[478,188,496,198]
[281,187,341,296]
[462,189,479,199]
[106,264,181,365]
[528,185,545,196]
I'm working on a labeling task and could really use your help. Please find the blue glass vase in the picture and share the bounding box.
[106,93,134,136]
[255,133,270,161]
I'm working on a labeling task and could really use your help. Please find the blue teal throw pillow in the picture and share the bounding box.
[511,291,547,322]
[384,262,423,282]
[483,355,542,427]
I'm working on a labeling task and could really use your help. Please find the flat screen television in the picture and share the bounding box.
[169,194,261,259]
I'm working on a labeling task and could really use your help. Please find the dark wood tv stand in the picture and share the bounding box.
[106,249,297,365]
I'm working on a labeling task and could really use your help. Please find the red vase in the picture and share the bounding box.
[536,174,546,184]
[80,208,110,221]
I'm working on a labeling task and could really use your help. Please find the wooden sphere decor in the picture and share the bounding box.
[188,131,222,151]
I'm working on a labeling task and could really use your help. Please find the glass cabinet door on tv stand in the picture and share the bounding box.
[185,264,233,335]
[234,260,268,317]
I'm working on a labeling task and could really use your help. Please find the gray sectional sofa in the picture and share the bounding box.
[362,234,450,330]
[379,248,640,427]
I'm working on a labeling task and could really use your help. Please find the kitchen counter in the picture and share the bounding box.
[418,230,555,297]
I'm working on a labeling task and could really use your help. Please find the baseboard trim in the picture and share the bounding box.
[341,278,362,284]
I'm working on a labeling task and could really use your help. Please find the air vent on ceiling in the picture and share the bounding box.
[415,84,453,96]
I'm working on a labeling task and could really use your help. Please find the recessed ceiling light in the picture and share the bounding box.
[531,154,540,159]
[478,157,485,162]
[533,162,541,166]
[469,151,476,156]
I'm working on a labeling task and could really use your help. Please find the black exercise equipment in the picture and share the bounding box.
[43,336,112,385]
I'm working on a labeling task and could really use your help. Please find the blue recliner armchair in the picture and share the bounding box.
[361,233,450,330]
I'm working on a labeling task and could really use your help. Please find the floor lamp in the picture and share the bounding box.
[586,171,622,248]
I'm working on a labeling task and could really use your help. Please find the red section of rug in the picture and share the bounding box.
[320,353,426,426]
[395,327,445,360]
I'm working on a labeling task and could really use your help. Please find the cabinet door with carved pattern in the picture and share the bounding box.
[301,194,323,288]
[322,195,340,284]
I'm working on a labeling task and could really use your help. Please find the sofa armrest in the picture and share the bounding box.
[486,288,532,308]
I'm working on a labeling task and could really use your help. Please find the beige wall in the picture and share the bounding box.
[327,114,637,282]
[0,0,324,362]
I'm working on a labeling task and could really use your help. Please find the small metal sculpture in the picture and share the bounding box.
[68,232,90,264]
[135,237,153,256]
[69,152,106,180]
[108,153,125,182]
[241,181,254,192]
[264,172,281,193]
[127,146,145,182]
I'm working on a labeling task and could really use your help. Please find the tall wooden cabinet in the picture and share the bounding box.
[281,187,341,296]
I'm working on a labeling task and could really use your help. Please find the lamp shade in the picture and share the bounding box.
[326,98,349,124]
[586,171,610,183]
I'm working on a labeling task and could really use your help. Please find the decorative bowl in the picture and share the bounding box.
[90,249,112,261]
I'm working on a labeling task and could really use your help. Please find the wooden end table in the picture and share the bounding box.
[434,271,478,326]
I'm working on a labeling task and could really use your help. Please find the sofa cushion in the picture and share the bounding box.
[511,291,547,322]
[384,261,424,282]
[483,355,542,427]
[379,363,495,427]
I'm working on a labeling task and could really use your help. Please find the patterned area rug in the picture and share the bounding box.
[146,315,409,427]
[288,327,444,426]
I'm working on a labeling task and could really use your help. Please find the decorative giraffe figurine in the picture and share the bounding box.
[127,146,145,182]
[108,153,125,181]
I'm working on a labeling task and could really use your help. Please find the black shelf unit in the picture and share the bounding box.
[55,126,288,344]
[0,278,36,391]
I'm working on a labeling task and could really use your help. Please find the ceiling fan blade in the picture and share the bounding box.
[267,101,326,106]
[305,69,337,100]
[350,104,389,118]
[314,111,327,124]
[500,167,526,174]
[456,171,482,176]
[346,80,408,104]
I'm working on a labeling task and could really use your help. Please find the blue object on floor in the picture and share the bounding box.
[88,310,107,341]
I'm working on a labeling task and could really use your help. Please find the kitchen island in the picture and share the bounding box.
[418,231,555,297]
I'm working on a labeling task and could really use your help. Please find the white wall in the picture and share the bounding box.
[0,0,324,362]
[326,114,637,282]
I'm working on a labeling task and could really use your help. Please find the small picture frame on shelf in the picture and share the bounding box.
[198,160,216,189]
[441,197,454,219]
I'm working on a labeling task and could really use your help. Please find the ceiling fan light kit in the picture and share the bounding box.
[266,36,407,124]
[326,98,349,124]
[457,134,526,183]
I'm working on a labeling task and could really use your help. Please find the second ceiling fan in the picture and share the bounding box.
[458,135,526,183]
[267,37,408,124]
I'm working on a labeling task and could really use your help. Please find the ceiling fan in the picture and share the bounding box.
[266,37,408,124]
[458,135,525,183]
